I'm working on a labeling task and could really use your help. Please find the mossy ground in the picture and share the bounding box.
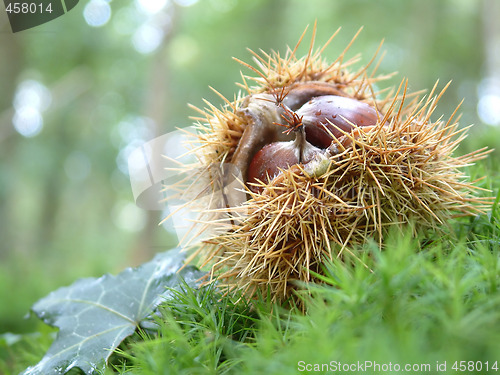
[3,124,500,375]
[4,181,499,374]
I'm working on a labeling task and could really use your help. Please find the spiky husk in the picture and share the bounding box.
[179,26,491,302]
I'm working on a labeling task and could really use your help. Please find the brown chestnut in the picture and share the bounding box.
[296,95,379,148]
[247,141,299,193]
[247,128,323,193]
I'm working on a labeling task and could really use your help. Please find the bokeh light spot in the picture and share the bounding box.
[478,94,500,126]
[12,107,43,137]
[84,0,112,28]
[136,0,168,15]
[13,80,52,112]
[132,24,164,54]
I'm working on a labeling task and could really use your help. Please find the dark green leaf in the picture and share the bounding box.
[22,248,204,375]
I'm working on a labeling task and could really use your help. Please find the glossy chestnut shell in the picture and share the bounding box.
[247,141,299,192]
[297,95,379,148]
[241,91,380,193]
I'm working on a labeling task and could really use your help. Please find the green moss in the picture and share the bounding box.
[95,204,500,375]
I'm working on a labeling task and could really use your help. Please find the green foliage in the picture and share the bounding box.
[108,283,258,375]
[65,209,498,375]
[0,326,56,375]
[4,204,500,374]
[236,226,499,374]
[20,248,204,375]
[1,0,499,337]
[2,1,500,374]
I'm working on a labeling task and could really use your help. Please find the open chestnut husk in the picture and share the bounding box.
[177,27,491,303]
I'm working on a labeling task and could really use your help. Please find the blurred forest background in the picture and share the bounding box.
[1,0,500,334]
